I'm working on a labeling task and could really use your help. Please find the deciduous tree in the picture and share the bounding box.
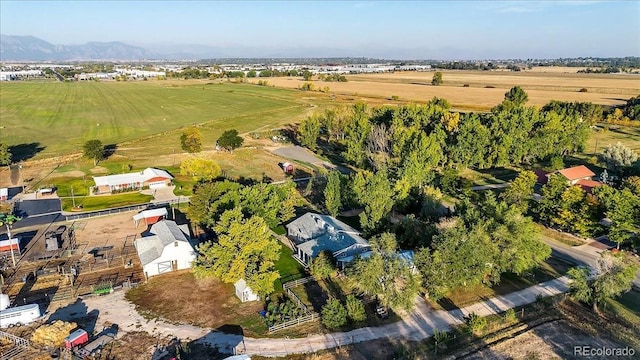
[180,158,221,182]
[345,294,366,322]
[431,71,443,86]
[324,171,342,216]
[193,208,281,296]
[217,129,244,151]
[353,169,394,231]
[0,142,11,166]
[310,250,336,279]
[321,299,347,329]
[297,115,321,151]
[600,142,638,170]
[83,139,105,166]
[180,127,203,153]
[501,170,537,212]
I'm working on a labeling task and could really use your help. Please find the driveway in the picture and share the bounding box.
[59,276,570,357]
[272,146,352,174]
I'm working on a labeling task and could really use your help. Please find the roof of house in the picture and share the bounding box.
[576,179,604,193]
[134,220,192,267]
[286,213,369,258]
[557,165,595,181]
[93,168,173,187]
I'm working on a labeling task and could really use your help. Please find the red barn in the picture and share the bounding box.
[133,208,169,228]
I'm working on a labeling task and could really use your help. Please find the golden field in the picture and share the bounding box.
[255,69,640,110]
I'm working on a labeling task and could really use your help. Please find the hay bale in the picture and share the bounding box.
[31,320,77,348]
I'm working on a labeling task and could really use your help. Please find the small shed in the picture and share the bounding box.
[133,208,169,228]
[281,162,294,175]
[234,279,259,302]
[0,188,7,201]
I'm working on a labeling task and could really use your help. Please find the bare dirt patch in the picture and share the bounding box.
[125,271,265,334]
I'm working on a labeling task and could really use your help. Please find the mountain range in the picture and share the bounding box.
[2,34,492,61]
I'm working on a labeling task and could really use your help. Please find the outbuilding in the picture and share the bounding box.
[234,279,259,302]
[134,220,196,279]
[132,208,168,228]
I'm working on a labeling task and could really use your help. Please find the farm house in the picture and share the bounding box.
[134,220,196,279]
[132,208,168,228]
[93,168,173,194]
[234,279,259,302]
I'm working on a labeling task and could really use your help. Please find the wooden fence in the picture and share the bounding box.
[0,330,31,360]
[268,312,319,333]
[283,276,315,290]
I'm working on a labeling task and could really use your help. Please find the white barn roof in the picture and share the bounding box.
[133,208,168,222]
[94,168,173,187]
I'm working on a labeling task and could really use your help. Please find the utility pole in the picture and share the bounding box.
[71,188,76,208]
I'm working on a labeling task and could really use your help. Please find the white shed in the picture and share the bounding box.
[234,279,259,302]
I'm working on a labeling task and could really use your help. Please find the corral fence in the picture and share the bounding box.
[0,330,31,360]
[64,197,190,221]
[269,276,319,333]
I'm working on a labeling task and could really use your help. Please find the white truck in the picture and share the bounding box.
[0,303,41,328]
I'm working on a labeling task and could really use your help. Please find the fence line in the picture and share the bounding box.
[268,313,319,333]
[0,329,30,346]
[283,276,315,290]
[64,197,190,221]
[286,288,311,315]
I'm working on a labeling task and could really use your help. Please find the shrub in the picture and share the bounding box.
[579,88,588,92]
[264,296,305,327]
[463,84,470,87]
[503,308,517,323]
[484,85,496,89]
[321,299,347,329]
[464,312,487,335]
[345,295,366,322]
[391,95,400,101]
[433,329,449,343]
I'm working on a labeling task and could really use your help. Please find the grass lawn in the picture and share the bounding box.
[0,81,304,160]
[583,124,640,157]
[53,176,95,197]
[458,167,519,186]
[432,257,572,311]
[605,289,640,328]
[536,224,587,246]
[274,243,307,292]
[61,192,153,211]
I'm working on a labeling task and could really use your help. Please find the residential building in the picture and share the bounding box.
[93,168,173,194]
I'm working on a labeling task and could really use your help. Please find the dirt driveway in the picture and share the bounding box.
[271,146,325,165]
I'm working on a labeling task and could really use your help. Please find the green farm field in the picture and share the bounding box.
[0,80,309,159]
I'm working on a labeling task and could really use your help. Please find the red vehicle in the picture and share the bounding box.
[64,328,89,349]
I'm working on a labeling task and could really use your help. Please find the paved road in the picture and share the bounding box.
[70,276,570,357]
[541,236,640,290]
[271,146,352,174]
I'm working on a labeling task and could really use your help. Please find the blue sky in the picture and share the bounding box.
[1,1,638,59]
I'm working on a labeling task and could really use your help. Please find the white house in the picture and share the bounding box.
[285,213,370,267]
[134,220,196,279]
[93,168,173,194]
[234,279,259,302]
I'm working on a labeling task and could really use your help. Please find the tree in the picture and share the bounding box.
[0,142,11,166]
[343,103,371,167]
[0,213,21,267]
[217,129,243,151]
[309,250,336,279]
[501,170,537,212]
[504,86,529,107]
[353,169,394,231]
[621,176,640,196]
[247,70,257,78]
[600,142,638,170]
[301,70,313,81]
[297,115,321,151]
[348,233,421,311]
[593,186,640,249]
[321,299,347,329]
[187,180,242,228]
[535,174,568,225]
[83,139,105,166]
[180,127,202,153]
[345,294,366,322]
[431,71,443,86]
[180,158,221,182]
[193,208,281,296]
[324,171,342,216]
[568,251,639,312]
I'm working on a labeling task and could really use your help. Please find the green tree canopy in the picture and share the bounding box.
[297,115,321,151]
[431,71,443,86]
[217,129,244,151]
[323,171,343,217]
[309,250,336,279]
[501,170,537,212]
[193,208,281,296]
[83,139,105,166]
[504,86,529,107]
[600,142,638,170]
[347,233,421,311]
[353,169,394,232]
[321,299,347,329]
[345,294,366,322]
[568,251,639,312]
[180,127,203,153]
[0,142,12,165]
